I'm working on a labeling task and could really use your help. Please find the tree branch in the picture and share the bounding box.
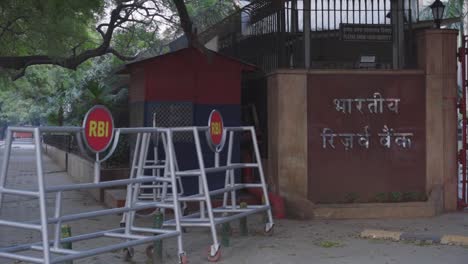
[0,1,145,78]
[0,0,203,79]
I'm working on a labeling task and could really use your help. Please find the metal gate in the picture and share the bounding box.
[458,35,468,209]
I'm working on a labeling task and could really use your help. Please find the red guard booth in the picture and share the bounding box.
[118,47,256,194]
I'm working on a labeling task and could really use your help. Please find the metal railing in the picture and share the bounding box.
[199,0,415,72]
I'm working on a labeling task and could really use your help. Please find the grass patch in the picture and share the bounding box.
[317,240,342,248]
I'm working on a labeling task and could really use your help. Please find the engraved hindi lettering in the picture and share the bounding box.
[321,128,336,149]
[368,92,385,114]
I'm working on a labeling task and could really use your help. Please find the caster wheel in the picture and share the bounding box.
[264,224,274,236]
[123,247,134,261]
[145,245,154,259]
[179,254,188,264]
[206,246,221,262]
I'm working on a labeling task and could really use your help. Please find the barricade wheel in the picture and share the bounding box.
[207,246,221,262]
[145,245,154,259]
[263,224,274,236]
[123,247,135,261]
[179,254,188,264]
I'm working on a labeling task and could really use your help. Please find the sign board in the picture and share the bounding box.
[82,105,114,153]
[340,23,392,42]
[207,109,226,152]
[308,73,425,203]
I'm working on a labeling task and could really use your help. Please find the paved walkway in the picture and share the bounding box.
[0,144,468,263]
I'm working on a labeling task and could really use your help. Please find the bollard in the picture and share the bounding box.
[153,211,164,262]
[61,225,73,264]
[239,202,248,236]
[221,213,231,247]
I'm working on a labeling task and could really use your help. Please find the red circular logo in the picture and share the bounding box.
[82,106,114,152]
[208,110,224,148]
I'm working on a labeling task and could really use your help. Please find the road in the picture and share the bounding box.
[0,142,467,263]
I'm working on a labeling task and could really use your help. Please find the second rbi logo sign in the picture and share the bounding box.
[82,105,114,152]
[207,109,226,152]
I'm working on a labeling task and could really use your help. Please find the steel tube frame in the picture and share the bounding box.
[0,126,185,264]
[158,125,274,259]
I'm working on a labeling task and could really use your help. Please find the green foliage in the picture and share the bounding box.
[373,191,427,203]
[316,241,342,248]
[0,0,104,57]
[419,0,467,30]
[388,192,403,202]
[0,0,239,133]
[402,191,420,202]
[0,54,128,129]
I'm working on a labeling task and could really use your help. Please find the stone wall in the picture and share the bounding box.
[266,29,459,218]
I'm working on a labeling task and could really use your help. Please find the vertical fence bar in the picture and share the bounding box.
[53,191,63,249]
[377,0,381,24]
[315,0,318,31]
[166,129,185,258]
[34,128,51,263]
[340,0,343,25]
[121,132,141,226]
[249,127,274,228]
[223,132,234,207]
[358,0,361,24]
[384,0,387,24]
[0,128,13,209]
[193,128,220,254]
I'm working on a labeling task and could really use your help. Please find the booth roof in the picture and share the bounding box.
[116,47,257,74]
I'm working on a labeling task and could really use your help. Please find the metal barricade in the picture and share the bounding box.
[120,127,186,226]
[0,126,186,264]
[160,126,274,261]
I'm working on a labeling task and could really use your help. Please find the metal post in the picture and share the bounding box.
[223,132,234,207]
[391,0,405,69]
[128,133,150,232]
[228,134,236,210]
[304,0,311,68]
[249,127,274,230]
[53,191,63,249]
[152,211,164,262]
[94,153,100,184]
[166,129,185,258]
[34,128,51,263]
[193,128,220,255]
[0,129,13,209]
[121,133,142,226]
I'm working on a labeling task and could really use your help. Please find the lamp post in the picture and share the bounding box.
[430,0,445,29]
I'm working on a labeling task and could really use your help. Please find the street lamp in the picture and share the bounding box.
[430,0,445,29]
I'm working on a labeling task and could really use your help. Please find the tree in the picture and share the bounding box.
[0,0,203,80]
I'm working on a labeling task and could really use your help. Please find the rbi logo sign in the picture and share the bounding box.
[207,109,226,152]
[83,105,114,152]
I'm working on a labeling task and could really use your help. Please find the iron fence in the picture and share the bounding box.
[202,0,416,72]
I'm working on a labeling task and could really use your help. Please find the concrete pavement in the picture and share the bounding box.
[0,144,467,263]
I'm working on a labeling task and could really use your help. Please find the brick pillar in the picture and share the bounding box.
[416,29,458,212]
[267,70,313,218]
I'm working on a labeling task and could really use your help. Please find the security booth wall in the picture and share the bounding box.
[122,47,255,194]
